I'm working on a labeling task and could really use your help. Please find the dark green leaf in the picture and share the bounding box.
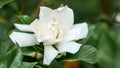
[22,47,35,56]
[63,45,97,64]
[9,45,22,68]
[114,27,120,68]
[0,0,14,9]
[0,45,22,68]
[33,45,44,54]
[96,23,115,68]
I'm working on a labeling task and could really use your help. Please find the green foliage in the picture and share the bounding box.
[56,52,67,59]
[63,45,97,64]
[0,45,22,68]
[17,15,33,24]
[22,47,36,56]
[0,0,14,9]
[95,24,115,68]
[21,62,38,68]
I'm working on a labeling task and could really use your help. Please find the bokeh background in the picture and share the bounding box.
[0,0,120,68]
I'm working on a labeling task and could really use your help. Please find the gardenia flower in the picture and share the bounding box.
[9,6,88,65]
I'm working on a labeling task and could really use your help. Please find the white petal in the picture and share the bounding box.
[30,19,39,32]
[14,23,32,32]
[43,45,58,65]
[9,32,38,47]
[39,6,52,19]
[56,41,81,54]
[30,19,51,42]
[52,6,74,29]
[64,23,88,42]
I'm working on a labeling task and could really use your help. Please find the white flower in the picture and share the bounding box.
[9,6,88,65]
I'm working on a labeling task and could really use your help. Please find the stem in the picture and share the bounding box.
[19,0,25,15]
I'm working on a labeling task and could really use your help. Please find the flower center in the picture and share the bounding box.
[48,18,61,39]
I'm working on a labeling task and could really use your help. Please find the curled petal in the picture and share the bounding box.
[39,6,52,19]
[56,41,81,54]
[14,23,32,32]
[9,32,38,47]
[52,6,74,29]
[64,23,88,42]
[43,45,58,65]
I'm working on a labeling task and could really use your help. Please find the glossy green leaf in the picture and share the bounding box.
[17,15,33,24]
[9,45,22,68]
[63,45,97,64]
[0,45,22,68]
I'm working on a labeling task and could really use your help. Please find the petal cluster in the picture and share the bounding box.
[9,6,88,65]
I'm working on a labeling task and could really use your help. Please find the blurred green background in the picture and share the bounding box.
[0,0,120,68]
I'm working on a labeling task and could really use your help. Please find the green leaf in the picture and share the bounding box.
[95,23,115,68]
[8,1,19,12]
[63,45,97,64]
[0,45,22,68]
[0,0,14,9]
[114,27,120,68]
[22,47,36,56]
[33,45,44,54]
[21,62,38,68]
[17,15,33,24]
[56,52,66,58]
[59,4,64,7]
[9,45,22,68]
